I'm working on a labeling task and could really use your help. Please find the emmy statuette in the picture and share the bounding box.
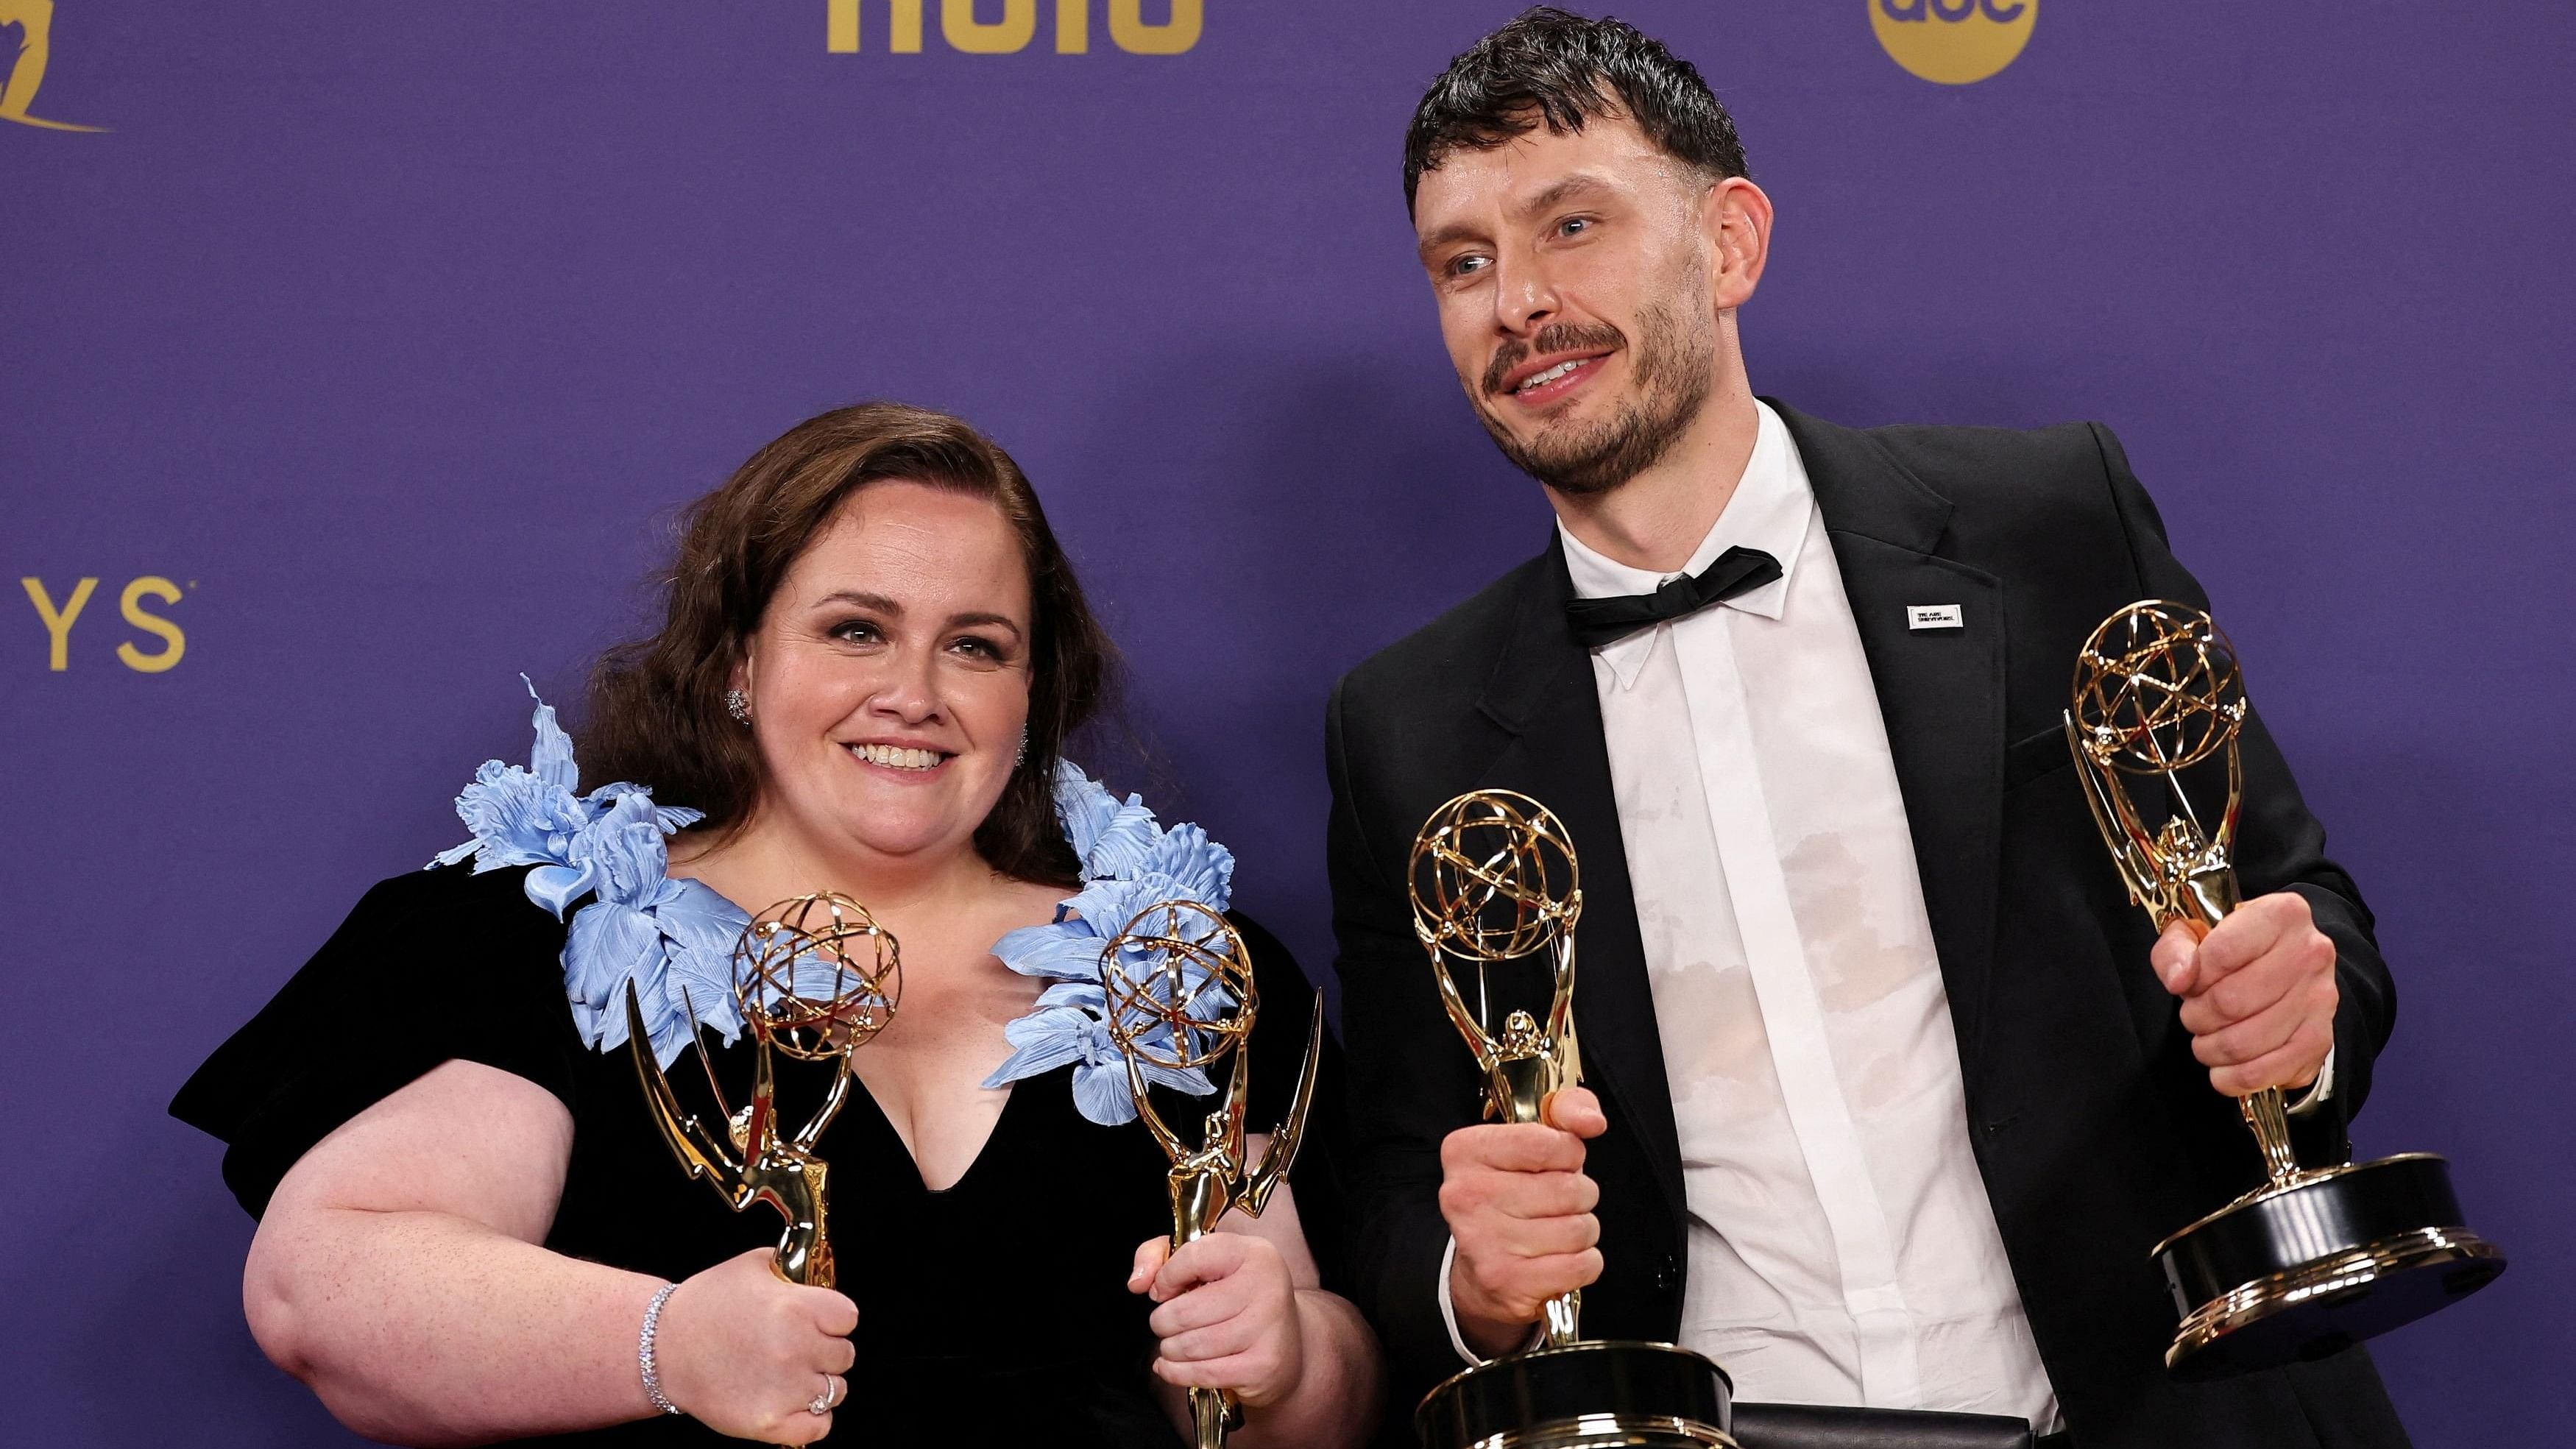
[1409,791,1735,1449]
[2067,602,2505,1377]
[1100,899,1326,1449]
[625,892,902,1289]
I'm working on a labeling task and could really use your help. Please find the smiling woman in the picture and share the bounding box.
[580,405,1108,890]
[169,403,1383,1448]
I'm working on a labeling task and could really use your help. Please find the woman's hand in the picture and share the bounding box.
[1130,1233,1307,1409]
[656,1249,860,1445]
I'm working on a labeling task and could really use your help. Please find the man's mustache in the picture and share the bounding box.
[1482,322,1627,397]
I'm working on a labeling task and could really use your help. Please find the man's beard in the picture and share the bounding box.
[1468,299,1716,497]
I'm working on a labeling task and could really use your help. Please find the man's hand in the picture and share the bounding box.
[1440,1085,1607,1358]
[2153,891,2338,1097]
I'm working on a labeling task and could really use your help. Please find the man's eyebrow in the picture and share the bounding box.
[1416,221,1487,265]
[1415,173,1621,264]
[1518,173,1616,218]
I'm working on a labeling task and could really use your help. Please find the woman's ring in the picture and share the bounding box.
[807,1375,840,1416]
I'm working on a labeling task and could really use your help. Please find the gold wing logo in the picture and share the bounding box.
[2,0,106,131]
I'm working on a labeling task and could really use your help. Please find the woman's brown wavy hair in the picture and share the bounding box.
[578,402,1114,889]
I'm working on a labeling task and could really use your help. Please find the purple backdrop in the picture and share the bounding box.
[4,1,2567,1442]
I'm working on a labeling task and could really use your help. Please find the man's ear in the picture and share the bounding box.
[1702,176,1774,312]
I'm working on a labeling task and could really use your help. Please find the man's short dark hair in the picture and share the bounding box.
[1404,8,1748,215]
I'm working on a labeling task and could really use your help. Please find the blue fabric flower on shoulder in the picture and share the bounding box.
[430,681,748,1068]
[982,762,1240,1126]
[430,689,1241,1124]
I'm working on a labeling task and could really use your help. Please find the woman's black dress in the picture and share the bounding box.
[171,861,1342,1447]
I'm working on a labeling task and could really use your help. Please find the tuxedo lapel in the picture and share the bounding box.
[1772,403,2011,1085]
[1451,404,2015,1241]
[1471,539,1688,1230]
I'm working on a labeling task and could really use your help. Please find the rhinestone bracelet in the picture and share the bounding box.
[638,1282,683,1417]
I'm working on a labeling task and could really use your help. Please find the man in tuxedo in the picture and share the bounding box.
[1325,10,2408,1446]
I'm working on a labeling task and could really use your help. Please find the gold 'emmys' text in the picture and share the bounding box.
[20,576,186,673]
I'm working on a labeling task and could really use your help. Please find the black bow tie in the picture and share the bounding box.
[1564,545,1784,649]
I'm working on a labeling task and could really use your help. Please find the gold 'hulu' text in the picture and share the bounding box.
[828,0,1200,55]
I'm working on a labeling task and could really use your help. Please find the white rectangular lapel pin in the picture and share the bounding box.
[1908,603,1964,631]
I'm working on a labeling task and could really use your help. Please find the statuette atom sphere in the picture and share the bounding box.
[2072,600,2249,776]
[1405,788,1736,1449]
[735,893,901,1063]
[2060,599,2505,1378]
[1101,899,1254,1074]
[1409,789,1582,964]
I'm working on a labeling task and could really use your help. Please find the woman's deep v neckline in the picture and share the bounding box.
[843,1067,1024,1197]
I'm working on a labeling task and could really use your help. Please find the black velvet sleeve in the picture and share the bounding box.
[169,862,587,1218]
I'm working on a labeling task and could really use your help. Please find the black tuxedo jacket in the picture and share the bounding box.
[1323,404,2410,1448]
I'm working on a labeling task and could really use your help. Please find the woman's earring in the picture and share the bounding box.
[1013,729,1029,769]
[724,689,751,724]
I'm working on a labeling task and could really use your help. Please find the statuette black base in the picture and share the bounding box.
[1416,1340,1735,1449]
[2154,1152,2505,1379]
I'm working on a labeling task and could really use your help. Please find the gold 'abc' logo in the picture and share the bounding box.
[1872,0,2037,85]
[827,0,1200,55]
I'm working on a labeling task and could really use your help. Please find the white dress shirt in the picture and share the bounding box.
[1440,403,2061,1429]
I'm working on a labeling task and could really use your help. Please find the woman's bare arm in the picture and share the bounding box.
[245,1057,854,1446]
[245,1059,663,1442]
